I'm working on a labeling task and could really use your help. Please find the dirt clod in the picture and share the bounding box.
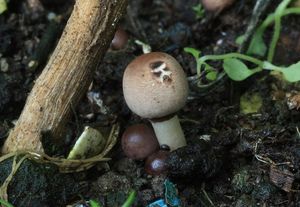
[167,139,220,179]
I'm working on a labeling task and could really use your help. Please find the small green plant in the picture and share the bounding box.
[192,3,205,20]
[121,190,136,207]
[242,0,300,61]
[185,0,300,84]
[0,199,14,207]
[185,48,300,82]
[88,190,136,207]
[89,199,102,207]
[184,47,217,82]
[0,0,7,14]
[197,52,300,82]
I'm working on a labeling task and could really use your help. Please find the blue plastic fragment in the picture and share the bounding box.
[147,199,167,207]
[164,179,181,207]
[147,179,181,207]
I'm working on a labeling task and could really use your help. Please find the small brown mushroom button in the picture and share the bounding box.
[145,150,169,175]
[122,124,159,160]
[201,0,235,13]
[122,52,189,151]
[111,27,128,50]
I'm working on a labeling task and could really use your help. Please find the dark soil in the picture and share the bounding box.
[1,0,300,206]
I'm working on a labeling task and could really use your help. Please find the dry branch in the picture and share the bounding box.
[1,0,128,154]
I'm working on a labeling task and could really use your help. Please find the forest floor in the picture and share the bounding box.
[0,0,300,206]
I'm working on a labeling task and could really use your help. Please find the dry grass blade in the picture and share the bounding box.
[0,123,119,201]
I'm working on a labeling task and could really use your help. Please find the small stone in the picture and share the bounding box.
[0,58,9,72]
[47,12,57,21]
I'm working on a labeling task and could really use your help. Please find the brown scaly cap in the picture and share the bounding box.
[123,52,189,119]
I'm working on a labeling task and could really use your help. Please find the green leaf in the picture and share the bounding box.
[280,61,300,82]
[192,4,205,19]
[121,190,136,207]
[223,58,259,81]
[247,31,267,56]
[235,35,245,45]
[184,47,201,59]
[240,92,263,114]
[0,199,14,207]
[206,71,217,81]
[89,199,102,207]
[0,0,7,14]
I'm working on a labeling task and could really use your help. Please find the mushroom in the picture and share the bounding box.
[111,27,128,50]
[122,52,189,151]
[145,150,169,175]
[201,0,235,13]
[121,124,159,160]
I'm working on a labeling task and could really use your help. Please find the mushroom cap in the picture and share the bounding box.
[121,124,159,160]
[123,52,189,119]
[111,27,128,50]
[145,150,169,175]
[201,0,235,12]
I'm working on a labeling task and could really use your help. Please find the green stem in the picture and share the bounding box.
[89,199,102,207]
[238,0,271,53]
[259,7,300,32]
[252,66,264,73]
[0,199,14,207]
[267,12,281,62]
[247,7,300,57]
[267,0,292,62]
[262,61,283,71]
[199,53,263,66]
[121,190,136,207]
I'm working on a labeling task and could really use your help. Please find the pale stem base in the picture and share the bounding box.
[150,115,187,151]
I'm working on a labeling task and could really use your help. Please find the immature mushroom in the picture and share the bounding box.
[121,124,159,160]
[201,0,235,13]
[122,52,189,151]
[145,150,169,175]
[111,27,128,50]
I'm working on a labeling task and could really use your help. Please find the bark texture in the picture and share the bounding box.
[1,0,128,154]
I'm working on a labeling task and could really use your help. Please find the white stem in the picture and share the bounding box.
[150,115,186,151]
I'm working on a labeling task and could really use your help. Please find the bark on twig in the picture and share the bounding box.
[1,0,128,154]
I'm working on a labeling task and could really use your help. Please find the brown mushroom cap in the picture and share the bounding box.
[201,0,235,12]
[144,150,169,175]
[121,124,159,160]
[111,27,128,50]
[123,52,189,119]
